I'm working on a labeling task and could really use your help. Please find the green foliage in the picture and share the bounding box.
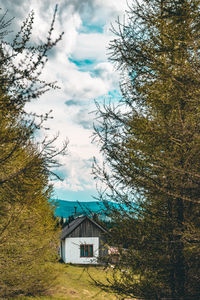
[94,1,200,299]
[0,7,67,299]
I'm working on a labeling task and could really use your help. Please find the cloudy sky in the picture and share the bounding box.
[1,0,127,202]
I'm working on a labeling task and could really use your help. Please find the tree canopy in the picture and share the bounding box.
[94,1,200,299]
[0,7,67,298]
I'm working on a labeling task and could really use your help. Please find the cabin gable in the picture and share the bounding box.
[68,218,104,238]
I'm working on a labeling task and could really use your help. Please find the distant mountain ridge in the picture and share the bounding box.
[52,199,109,219]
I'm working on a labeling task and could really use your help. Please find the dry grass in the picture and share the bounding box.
[16,263,119,300]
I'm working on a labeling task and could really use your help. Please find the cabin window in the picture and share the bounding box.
[80,244,93,257]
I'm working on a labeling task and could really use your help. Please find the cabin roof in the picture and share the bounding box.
[61,215,107,240]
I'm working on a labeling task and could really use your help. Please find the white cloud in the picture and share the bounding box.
[72,32,110,61]
[93,62,120,89]
[1,0,126,198]
[53,153,96,192]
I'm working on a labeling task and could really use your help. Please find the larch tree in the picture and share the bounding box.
[0,7,67,298]
[93,1,200,299]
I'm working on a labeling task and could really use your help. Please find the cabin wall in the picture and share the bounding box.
[64,237,99,264]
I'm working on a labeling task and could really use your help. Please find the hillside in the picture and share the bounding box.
[52,199,109,219]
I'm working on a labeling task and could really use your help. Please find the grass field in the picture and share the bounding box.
[16,263,118,300]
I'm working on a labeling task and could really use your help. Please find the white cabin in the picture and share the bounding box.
[60,216,108,264]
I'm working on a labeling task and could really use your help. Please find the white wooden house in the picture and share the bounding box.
[60,215,108,264]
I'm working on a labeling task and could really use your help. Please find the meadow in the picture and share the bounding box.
[16,263,118,300]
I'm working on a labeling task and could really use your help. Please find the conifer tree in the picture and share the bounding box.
[0,7,67,298]
[94,1,200,299]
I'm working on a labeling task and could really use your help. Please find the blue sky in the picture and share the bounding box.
[0,0,127,202]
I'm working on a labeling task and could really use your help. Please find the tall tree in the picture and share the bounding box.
[0,7,67,298]
[94,1,200,299]
[0,146,59,297]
